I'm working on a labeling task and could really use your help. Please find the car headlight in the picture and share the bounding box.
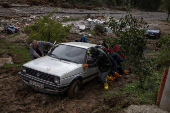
[54,77,60,84]
[21,66,26,73]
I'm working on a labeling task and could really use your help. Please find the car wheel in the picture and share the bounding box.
[67,80,81,99]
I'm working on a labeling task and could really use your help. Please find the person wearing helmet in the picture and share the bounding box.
[83,47,112,89]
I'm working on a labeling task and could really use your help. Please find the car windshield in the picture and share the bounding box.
[49,44,87,64]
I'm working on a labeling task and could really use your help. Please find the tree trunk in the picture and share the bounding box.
[167,11,170,21]
[131,0,133,6]
[122,0,124,7]
[134,0,136,6]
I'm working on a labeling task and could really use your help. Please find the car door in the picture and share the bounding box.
[82,51,99,83]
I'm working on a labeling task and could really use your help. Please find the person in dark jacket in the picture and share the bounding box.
[102,49,122,81]
[79,36,87,43]
[99,40,109,49]
[29,40,54,60]
[109,52,128,75]
[103,41,125,59]
[83,47,112,89]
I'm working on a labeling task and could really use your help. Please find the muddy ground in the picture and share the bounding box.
[0,66,136,113]
[0,5,170,113]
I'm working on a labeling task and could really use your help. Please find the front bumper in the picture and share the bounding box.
[18,72,69,94]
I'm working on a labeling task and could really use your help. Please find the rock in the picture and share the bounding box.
[0,57,13,65]
[52,108,62,113]
[0,63,4,68]
[124,105,169,113]
[10,4,30,7]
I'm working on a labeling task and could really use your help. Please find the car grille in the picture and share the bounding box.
[25,68,54,82]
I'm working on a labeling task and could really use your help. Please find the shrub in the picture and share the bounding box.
[108,12,156,89]
[156,34,170,69]
[24,9,72,43]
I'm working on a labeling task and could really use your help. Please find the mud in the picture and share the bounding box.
[0,4,170,113]
[0,66,136,113]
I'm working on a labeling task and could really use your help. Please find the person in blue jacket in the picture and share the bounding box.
[79,36,87,43]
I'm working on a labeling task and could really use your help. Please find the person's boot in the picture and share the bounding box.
[123,70,128,75]
[104,82,108,89]
[112,72,122,79]
[107,75,114,83]
[107,75,112,81]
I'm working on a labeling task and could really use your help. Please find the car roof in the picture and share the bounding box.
[60,42,97,49]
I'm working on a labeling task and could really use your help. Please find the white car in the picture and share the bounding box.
[18,42,99,98]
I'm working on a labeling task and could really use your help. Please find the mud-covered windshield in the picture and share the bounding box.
[49,44,87,64]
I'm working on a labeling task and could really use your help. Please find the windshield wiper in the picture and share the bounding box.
[60,58,71,62]
[49,54,60,59]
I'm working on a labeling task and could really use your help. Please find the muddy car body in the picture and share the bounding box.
[18,42,99,98]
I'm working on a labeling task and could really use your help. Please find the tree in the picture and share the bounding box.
[24,9,72,43]
[160,0,170,20]
[108,12,155,89]
[139,0,161,10]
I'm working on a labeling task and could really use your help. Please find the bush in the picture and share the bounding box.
[94,24,106,35]
[156,34,170,69]
[108,12,155,89]
[24,9,72,43]
[105,0,117,7]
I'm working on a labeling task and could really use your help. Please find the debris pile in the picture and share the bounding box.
[62,15,114,36]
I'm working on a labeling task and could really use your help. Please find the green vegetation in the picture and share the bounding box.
[64,0,161,10]
[105,90,119,100]
[0,39,31,68]
[156,34,170,69]
[24,9,72,43]
[94,24,106,35]
[100,12,169,111]
[108,12,152,89]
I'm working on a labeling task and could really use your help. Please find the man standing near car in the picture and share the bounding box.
[83,47,112,90]
[30,40,54,60]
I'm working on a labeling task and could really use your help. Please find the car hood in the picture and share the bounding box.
[23,56,82,77]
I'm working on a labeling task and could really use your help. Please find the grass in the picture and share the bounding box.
[104,90,119,100]
[93,109,98,113]
[0,38,31,68]
[103,69,163,112]
[144,50,160,59]
[122,82,159,104]
[4,63,24,68]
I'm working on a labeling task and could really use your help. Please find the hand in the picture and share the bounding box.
[37,55,41,58]
[87,58,91,61]
[83,64,88,70]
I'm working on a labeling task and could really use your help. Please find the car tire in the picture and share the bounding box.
[67,80,81,99]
